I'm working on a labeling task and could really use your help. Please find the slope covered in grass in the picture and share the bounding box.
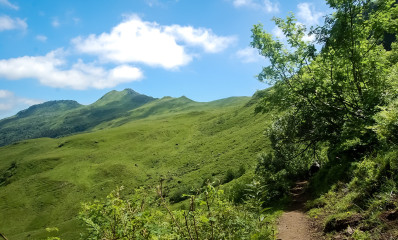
[0,89,155,147]
[0,94,272,240]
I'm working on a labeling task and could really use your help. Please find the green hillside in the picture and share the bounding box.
[0,89,156,147]
[94,95,250,129]
[0,94,272,240]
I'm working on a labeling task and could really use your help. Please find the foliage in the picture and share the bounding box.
[79,186,160,240]
[79,184,275,240]
[252,1,398,238]
[44,227,61,240]
[307,152,398,238]
[0,161,17,187]
[352,229,372,240]
[253,0,398,158]
[255,153,291,203]
[373,95,398,145]
[251,0,398,200]
[222,165,245,184]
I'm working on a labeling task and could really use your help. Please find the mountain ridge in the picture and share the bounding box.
[0,88,155,146]
[0,88,251,146]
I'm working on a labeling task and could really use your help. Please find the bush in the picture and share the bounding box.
[79,186,165,239]
[79,184,275,239]
[223,168,235,183]
[225,172,256,204]
[373,98,398,145]
[255,153,292,203]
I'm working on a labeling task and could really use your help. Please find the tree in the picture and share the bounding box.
[251,0,398,171]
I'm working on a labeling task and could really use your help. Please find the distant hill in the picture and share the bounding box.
[0,89,155,146]
[94,95,251,129]
[0,89,251,147]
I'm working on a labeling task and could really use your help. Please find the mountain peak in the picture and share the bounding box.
[123,88,139,95]
[177,96,194,103]
[93,89,144,106]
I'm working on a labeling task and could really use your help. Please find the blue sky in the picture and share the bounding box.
[0,0,330,119]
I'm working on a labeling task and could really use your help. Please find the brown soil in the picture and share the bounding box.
[277,181,323,240]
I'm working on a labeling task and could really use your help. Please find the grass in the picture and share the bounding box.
[0,95,273,240]
[306,151,398,239]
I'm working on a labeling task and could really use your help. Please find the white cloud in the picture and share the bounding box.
[72,15,235,69]
[0,15,27,31]
[0,49,143,90]
[233,0,253,7]
[296,21,316,42]
[263,0,279,13]
[236,47,262,63]
[232,0,279,13]
[0,0,18,10]
[297,3,323,26]
[52,18,60,27]
[0,90,43,119]
[302,33,315,42]
[272,26,285,39]
[36,35,47,42]
[164,25,235,53]
[0,89,13,99]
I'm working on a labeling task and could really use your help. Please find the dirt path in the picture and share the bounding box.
[276,181,322,240]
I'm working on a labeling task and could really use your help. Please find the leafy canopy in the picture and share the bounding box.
[252,0,398,162]
[251,0,398,199]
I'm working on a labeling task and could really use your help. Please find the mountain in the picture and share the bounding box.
[0,91,269,240]
[0,89,156,146]
[15,100,82,118]
[93,95,251,129]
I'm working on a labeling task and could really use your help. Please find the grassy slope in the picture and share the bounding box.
[0,96,272,240]
[0,100,82,146]
[0,89,155,147]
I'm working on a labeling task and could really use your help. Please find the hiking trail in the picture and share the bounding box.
[276,181,323,240]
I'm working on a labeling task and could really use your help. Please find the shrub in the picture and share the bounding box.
[79,184,275,239]
[79,186,166,239]
[223,168,235,183]
[255,153,292,203]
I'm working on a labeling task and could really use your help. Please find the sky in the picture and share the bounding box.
[0,0,330,119]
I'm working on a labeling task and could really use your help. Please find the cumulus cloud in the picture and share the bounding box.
[297,3,323,26]
[232,0,279,13]
[164,25,235,53]
[0,49,143,90]
[0,15,27,31]
[0,90,43,119]
[72,15,236,69]
[236,47,262,63]
[0,0,18,10]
